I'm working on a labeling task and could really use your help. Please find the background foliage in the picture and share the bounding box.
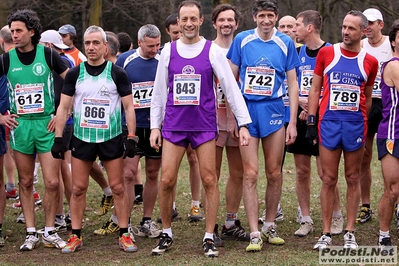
[1,0,399,52]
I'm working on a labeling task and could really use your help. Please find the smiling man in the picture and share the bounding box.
[0,9,69,251]
[227,0,299,252]
[150,0,251,258]
[53,25,138,253]
[307,10,378,250]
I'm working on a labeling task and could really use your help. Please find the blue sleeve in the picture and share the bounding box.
[226,34,242,67]
[0,75,9,114]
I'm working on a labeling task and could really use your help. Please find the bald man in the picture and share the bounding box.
[278,15,301,48]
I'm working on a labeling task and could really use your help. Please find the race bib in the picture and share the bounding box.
[132,81,153,109]
[300,70,313,96]
[216,83,226,108]
[173,74,201,105]
[15,84,44,114]
[372,74,381,99]
[244,67,275,96]
[329,84,360,111]
[282,94,290,107]
[80,98,110,129]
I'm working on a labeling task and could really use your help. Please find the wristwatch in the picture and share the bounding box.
[127,134,139,142]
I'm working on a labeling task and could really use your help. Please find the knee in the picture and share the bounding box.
[345,172,360,187]
[72,185,87,197]
[202,175,217,190]
[160,177,176,191]
[322,174,338,189]
[187,152,198,166]
[296,166,311,182]
[243,168,258,186]
[110,183,124,196]
[45,178,60,191]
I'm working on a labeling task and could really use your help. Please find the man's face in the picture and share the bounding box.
[253,10,278,37]
[278,16,296,40]
[213,9,237,38]
[342,14,365,46]
[138,36,161,58]
[60,33,73,47]
[178,5,203,40]
[392,30,399,54]
[84,31,107,62]
[10,21,34,49]
[364,20,384,39]
[166,23,181,42]
[295,17,308,44]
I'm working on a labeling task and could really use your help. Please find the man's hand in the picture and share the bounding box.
[150,129,162,150]
[0,114,19,129]
[305,125,318,145]
[47,115,56,132]
[51,137,65,159]
[123,138,139,159]
[239,127,251,146]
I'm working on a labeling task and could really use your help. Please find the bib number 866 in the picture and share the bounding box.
[84,106,105,119]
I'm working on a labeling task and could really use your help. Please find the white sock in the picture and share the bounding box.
[191,200,200,207]
[332,210,342,218]
[172,202,176,210]
[250,231,260,239]
[302,216,313,224]
[163,227,173,238]
[103,186,112,196]
[111,214,118,225]
[379,230,390,242]
[262,222,274,232]
[34,162,40,176]
[203,232,214,241]
[44,226,55,237]
[26,227,36,233]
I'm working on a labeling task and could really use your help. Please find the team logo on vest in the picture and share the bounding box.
[32,62,46,76]
[182,65,195,74]
[98,85,110,97]
[330,71,341,83]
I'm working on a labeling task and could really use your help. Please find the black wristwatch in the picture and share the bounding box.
[127,135,139,142]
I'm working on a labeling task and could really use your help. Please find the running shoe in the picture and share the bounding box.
[294,222,314,237]
[94,218,119,235]
[20,232,40,251]
[42,231,66,249]
[134,220,161,238]
[119,232,138,252]
[0,231,4,247]
[6,188,18,200]
[343,232,358,250]
[203,238,219,257]
[61,234,82,254]
[356,206,372,224]
[189,205,203,222]
[95,194,114,216]
[152,233,173,255]
[246,236,263,252]
[261,225,285,245]
[221,219,250,241]
[213,224,223,247]
[313,234,332,251]
[16,212,25,224]
[331,216,344,235]
[157,208,179,223]
[12,191,42,209]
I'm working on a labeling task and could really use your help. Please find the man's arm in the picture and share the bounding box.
[121,95,136,136]
[307,74,323,116]
[286,68,299,145]
[55,94,72,137]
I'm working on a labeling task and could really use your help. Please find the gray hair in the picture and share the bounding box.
[0,25,12,43]
[105,31,119,57]
[347,10,368,30]
[137,24,161,42]
[84,25,107,43]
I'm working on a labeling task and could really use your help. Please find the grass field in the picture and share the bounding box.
[0,147,395,265]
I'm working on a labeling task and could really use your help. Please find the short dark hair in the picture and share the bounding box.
[347,10,368,30]
[252,0,279,16]
[297,10,323,33]
[8,9,41,45]
[211,4,241,25]
[117,32,132,53]
[389,20,399,52]
[105,31,119,57]
[69,33,78,46]
[165,13,178,30]
[178,0,202,18]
